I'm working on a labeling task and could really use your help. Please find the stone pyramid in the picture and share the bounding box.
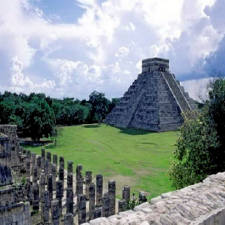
[105,58,196,131]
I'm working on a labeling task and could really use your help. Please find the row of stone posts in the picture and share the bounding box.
[20,148,147,224]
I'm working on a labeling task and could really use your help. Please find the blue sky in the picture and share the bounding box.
[30,0,85,23]
[0,0,225,101]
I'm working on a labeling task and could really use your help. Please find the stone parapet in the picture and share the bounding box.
[83,172,225,225]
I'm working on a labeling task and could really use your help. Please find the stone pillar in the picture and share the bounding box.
[76,164,83,195]
[94,207,102,219]
[56,180,63,215]
[25,177,32,202]
[26,157,31,177]
[78,194,86,224]
[47,152,51,163]
[41,149,45,170]
[36,156,41,177]
[41,148,45,159]
[96,174,103,206]
[51,199,60,225]
[41,190,50,224]
[118,199,126,212]
[31,153,36,167]
[67,161,73,174]
[51,164,57,191]
[67,173,73,189]
[59,157,64,188]
[139,191,147,203]
[89,183,95,220]
[64,213,74,225]
[85,171,92,200]
[33,166,38,183]
[102,193,110,217]
[32,182,39,211]
[47,174,53,202]
[40,172,46,201]
[122,185,130,206]
[44,160,49,183]
[66,188,74,214]
[53,154,58,168]
[108,180,116,216]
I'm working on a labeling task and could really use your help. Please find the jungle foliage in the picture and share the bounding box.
[0,91,119,140]
[170,79,225,188]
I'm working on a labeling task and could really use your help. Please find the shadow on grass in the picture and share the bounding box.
[83,124,101,128]
[118,127,155,135]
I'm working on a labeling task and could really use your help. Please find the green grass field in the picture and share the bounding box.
[26,124,179,198]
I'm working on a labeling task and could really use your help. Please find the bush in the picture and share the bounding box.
[169,79,225,189]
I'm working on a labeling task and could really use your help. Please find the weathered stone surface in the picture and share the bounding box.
[56,180,63,215]
[53,154,58,167]
[47,174,53,201]
[41,191,50,224]
[64,213,74,225]
[89,183,95,220]
[85,171,92,200]
[105,58,196,131]
[122,185,130,205]
[96,174,103,206]
[66,188,74,214]
[102,193,110,217]
[76,164,83,195]
[78,194,86,224]
[67,161,73,174]
[0,202,31,225]
[51,199,60,225]
[84,172,225,225]
[108,180,116,216]
[32,182,39,211]
[0,165,12,186]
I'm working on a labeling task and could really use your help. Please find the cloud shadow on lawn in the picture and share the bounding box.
[83,124,101,128]
[118,127,155,135]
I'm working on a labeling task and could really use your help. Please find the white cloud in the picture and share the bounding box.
[0,0,224,100]
[9,57,55,94]
[182,78,213,102]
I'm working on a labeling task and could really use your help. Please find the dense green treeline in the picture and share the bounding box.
[0,90,119,140]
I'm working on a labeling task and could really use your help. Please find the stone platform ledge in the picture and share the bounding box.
[83,172,225,225]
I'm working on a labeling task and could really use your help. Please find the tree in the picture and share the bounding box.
[23,97,55,141]
[89,91,111,123]
[169,79,225,189]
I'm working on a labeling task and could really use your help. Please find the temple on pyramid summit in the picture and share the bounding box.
[105,58,196,131]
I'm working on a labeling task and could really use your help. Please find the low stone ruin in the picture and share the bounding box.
[0,125,142,225]
[1,124,225,225]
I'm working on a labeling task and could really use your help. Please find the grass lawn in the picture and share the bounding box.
[25,124,179,199]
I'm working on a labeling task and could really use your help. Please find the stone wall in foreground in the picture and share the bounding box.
[83,172,225,225]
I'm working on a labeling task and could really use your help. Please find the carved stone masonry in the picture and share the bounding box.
[53,154,58,167]
[59,157,64,189]
[41,190,50,224]
[78,194,86,224]
[102,193,110,217]
[64,213,74,225]
[108,180,116,216]
[76,164,83,195]
[122,185,130,206]
[89,183,95,220]
[32,182,39,211]
[85,171,92,200]
[47,174,53,202]
[56,180,63,215]
[96,174,103,206]
[51,199,60,225]
[66,187,74,214]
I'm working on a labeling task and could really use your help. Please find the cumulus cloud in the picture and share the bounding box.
[0,0,224,100]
